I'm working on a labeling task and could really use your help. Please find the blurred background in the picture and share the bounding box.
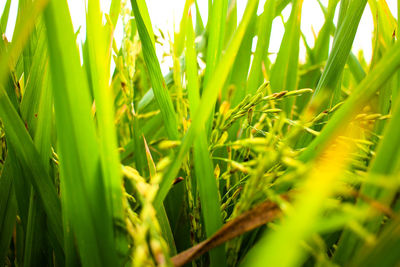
[1,0,398,73]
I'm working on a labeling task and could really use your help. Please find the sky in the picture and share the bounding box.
[1,0,398,73]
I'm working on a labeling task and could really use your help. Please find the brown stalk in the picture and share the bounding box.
[347,189,396,219]
[171,195,288,266]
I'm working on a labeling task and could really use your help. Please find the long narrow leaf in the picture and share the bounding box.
[44,0,118,265]
[130,0,179,141]
[186,12,226,266]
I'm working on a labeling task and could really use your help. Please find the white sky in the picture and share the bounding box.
[1,0,398,72]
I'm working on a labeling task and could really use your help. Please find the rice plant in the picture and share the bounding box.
[1,0,400,266]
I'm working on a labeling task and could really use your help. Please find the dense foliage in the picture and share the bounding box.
[1,0,400,266]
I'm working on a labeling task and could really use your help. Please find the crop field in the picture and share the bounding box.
[1,0,400,266]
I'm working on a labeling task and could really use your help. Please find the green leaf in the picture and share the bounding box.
[194,0,204,35]
[44,0,118,265]
[19,19,59,266]
[270,0,303,116]
[0,157,17,265]
[309,0,367,112]
[109,0,121,27]
[0,3,63,262]
[0,0,11,33]
[224,0,237,48]
[350,217,400,267]
[136,0,155,46]
[131,0,179,141]
[186,14,226,267]
[203,0,229,133]
[86,0,128,259]
[246,0,276,95]
[229,12,255,107]
[0,89,63,254]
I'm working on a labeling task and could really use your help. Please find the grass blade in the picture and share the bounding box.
[350,217,400,267]
[0,157,17,265]
[131,0,179,141]
[0,0,11,33]
[44,0,119,264]
[19,19,59,266]
[308,0,367,112]
[228,13,255,107]
[270,0,303,116]
[246,0,275,95]
[186,11,226,266]
[86,0,128,259]
[0,89,63,252]
[203,0,228,133]
[194,0,204,35]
